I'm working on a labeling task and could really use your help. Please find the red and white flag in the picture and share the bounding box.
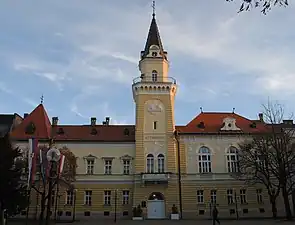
[58,154,65,176]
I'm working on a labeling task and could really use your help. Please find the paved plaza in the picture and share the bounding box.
[9,219,294,225]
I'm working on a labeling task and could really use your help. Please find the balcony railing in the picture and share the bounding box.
[132,76,177,85]
[141,172,170,184]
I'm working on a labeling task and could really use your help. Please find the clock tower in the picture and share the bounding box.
[132,7,178,218]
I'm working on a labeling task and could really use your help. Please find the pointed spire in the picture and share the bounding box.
[141,0,166,60]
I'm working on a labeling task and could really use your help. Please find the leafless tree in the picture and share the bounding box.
[226,0,289,14]
[235,101,295,220]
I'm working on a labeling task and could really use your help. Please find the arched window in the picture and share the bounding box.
[146,154,154,173]
[157,154,165,173]
[227,146,239,173]
[152,70,158,82]
[198,146,212,173]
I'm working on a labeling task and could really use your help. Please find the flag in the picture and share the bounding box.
[28,138,38,186]
[58,154,65,176]
[39,149,47,185]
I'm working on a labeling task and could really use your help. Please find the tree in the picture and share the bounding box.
[29,145,77,224]
[0,134,29,225]
[235,101,295,220]
[226,0,289,14]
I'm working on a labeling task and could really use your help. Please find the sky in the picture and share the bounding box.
[0,0,294,125]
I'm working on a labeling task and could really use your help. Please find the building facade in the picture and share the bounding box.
[9,12,290,220]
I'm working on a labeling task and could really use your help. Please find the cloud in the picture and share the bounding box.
[1,0,294,124]
[0,82,39,107]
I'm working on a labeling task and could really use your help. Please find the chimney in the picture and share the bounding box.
[258,113,264,122]
[52,117,58,126]
[91,117,96,126]
[105,117,110,125]
[23,113,29,119]
[283,120,293,125]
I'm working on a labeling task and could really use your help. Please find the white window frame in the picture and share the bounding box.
[210,190,217,204]
[122,190,129,205]
[123,159,130,175]
[104,159,113,175]
[146,154,154,173]
[152,70,157,82]
[240,189,247,204]
[84,190,92,206]
[198,146,212,173]
[86,159,94,175]
[256,189,263,204]
[104,190,111,205]
[157,154,165,173]
[66,190,73,205]
[227,146,239,173]
[197,190,204,203]
[227,189,234,205]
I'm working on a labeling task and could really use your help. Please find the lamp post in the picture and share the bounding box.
[45,147,61,225]
[114,189,118,223]
[234,191,239,220]
[174,130,183,219]
[72,189,77,222]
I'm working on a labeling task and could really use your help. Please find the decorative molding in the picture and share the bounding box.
[101,156,115,160]
[119,154,134,160]
[83,154,97,160]
[144,135,165,141]
[220,117,241,131]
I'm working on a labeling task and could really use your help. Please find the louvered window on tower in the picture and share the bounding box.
[152,70,158,82]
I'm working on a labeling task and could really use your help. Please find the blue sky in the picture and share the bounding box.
[0,0,294,125]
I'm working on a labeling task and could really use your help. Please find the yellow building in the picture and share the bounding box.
[10,10,286,220]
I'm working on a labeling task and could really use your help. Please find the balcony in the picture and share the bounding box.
[132,76,176,85]
[141,172,170,184]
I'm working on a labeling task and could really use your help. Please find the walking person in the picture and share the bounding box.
[212,205,220,225]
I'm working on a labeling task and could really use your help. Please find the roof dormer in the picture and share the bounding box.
[220,117,241,131]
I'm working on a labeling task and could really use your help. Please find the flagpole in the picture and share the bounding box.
[25,138,34,225]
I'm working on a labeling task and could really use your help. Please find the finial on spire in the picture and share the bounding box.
[200,107,203,113]
[40,94,44,104]
[152,0,156,18]
[232,107,235,113]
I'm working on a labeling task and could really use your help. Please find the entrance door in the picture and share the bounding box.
[147,200,165,219]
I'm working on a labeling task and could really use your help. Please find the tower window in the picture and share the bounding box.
[152,52,157,57]
[152,70,157,82]
[153,121,157,130]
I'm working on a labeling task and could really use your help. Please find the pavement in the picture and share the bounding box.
[8,219,294,225]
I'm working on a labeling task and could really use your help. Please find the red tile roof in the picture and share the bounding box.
[52,125,135,142]
[178,112,268,134]
[10,104,52,140]
[11,104,271,141]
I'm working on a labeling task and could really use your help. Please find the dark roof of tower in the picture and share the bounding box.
[141,15,166,59]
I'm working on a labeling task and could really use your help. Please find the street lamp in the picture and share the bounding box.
[234,191,239,220]
[72,189,77,222]
[45,147,61,225]
[114,189,118,223]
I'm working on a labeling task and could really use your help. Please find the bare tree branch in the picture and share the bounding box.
[226,0,289,14]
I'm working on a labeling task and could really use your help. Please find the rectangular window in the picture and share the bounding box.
[66,190,73,205]
[256,189,263,204]
[123,160,130,175]
[240,189,247,204]
[153,121,157,130]
[104,190,111,205]
[86,159,94,175]
[104,160,112,175]
[122,190,129,205]
[197,190,204,203]
[210,190,217,204]
[84,190,92,206]
[227,189,234,205]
